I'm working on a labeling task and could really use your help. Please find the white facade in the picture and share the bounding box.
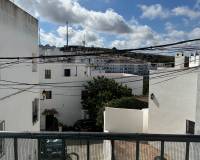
[0,0,40,131]
[39,62,143,130]
[104,107,148,133]
[175,53,185,69]
[148,67,200,134]
[189,53,200,68]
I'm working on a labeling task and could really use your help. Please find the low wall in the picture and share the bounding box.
[104,107,148,133]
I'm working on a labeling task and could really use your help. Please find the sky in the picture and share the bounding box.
[15,0,200,49]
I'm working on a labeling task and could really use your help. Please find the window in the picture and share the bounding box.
[186,120,195,134]
[32,99,39,124]
[64,69,71,77]
[45,91,52,99]
[0,121,5,158]
[45,69,51,79]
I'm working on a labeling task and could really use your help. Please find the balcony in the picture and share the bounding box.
[0,132,200,160]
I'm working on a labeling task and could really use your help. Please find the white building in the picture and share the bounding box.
[189,52,200,68]
[0,0,40,132]
[39,62,143,130]
[148,53,200,134]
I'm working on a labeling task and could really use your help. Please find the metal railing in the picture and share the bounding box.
[0,132,200,160]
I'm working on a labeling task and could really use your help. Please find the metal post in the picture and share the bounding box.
[62,139,66,160]
[160,141,165,160]
[14,138,18,160]
[66,21,69,47]
[136,141,140,160]
[185,142,190,160]
[111,140,115,160]
[87,140,90,160]
[38,139,41,160]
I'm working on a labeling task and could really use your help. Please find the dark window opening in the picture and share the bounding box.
[46,91,52,99]
[64,69,71,77]
[32,99,39,124]
[186,120,195,134]
[45,69,51,79]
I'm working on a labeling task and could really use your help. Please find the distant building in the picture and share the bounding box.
[102,63,156,76]
[39,62,143,130]
[39,45,159,77]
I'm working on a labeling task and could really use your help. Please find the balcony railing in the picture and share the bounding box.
[0,132,200,160]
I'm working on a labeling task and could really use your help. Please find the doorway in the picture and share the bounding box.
[45,115,58,131]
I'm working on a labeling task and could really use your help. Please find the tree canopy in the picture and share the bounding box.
[106,97,148,110]
[81,76,132,128]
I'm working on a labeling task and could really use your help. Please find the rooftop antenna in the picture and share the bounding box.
[66,21,69,47]
[82,32,86,47]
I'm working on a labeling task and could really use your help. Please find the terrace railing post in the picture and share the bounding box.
[62,139,66,160]
[87,140,90,160]
[14,138,18,160]
[136,141,140,160]
[185,142,190,160]
[111,140,115,160]
[160,141,165,160]
[38,139,41,160]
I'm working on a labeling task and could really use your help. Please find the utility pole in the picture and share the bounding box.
[83,33,86,47]
[66,21,69,47]
[39,27,41,46]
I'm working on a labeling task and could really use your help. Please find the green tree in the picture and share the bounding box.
[81,76,132,128]
[107,97,148,110]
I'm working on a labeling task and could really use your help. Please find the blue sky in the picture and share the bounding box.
[16,0,200,49]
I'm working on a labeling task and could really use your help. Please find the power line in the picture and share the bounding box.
[119,38,200,52]
[0,84,81,101]
[0,38,199,60]
[0,66,199,100]
[131,67,199,90]
[0,65,198,88]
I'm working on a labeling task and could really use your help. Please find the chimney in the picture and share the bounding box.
[175,53,185,69]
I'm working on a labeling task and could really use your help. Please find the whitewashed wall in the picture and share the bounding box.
[39,63,143,129]
[148,68,198,134]
[0,0,40,132]
[104,107,148,133]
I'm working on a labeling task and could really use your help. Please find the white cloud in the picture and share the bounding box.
[40,26,104,47]
[195,0,200,9]
[189,27,200,39]
[165,22,175,31]
[138,4,170,20]
[15,0,200,50]
[40,29,65,47]
[172,6,200,19]
[16,0,132,34]
[111,25,200,50]
[111,25,161,49]
[138,4,200,20]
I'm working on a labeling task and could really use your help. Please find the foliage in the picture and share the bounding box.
[106,97,148,110]
[123,52,174,64]
[81,76,132,128]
